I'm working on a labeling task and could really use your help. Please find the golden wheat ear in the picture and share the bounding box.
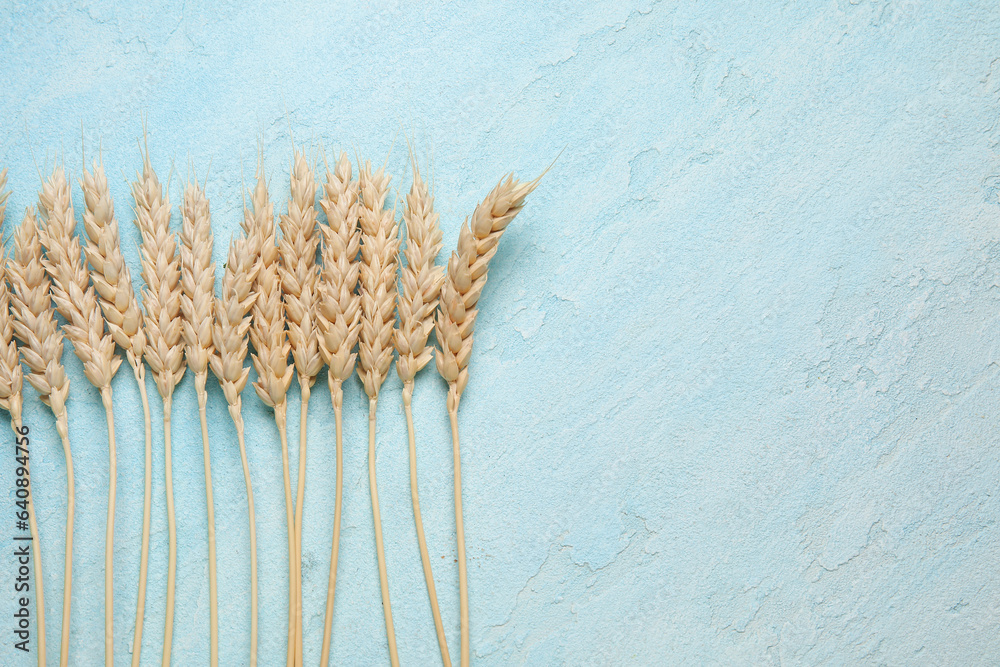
[9,207,73,667]
[246,157,295,667]
[316,150,362,664]
[132,147,185,667]
[357,158,401,667]
[434,170,542,667]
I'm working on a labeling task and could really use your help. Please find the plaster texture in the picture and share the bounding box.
[1,1,999,664]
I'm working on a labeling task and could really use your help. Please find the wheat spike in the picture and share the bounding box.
[394,157,451,666]
[396,160,444,385]
[132,150,185,667]
[37,165,121,667]
[279,150,322,667]
[435,172,540,667]
[37,167,122,388]
[179,177,220,666]
[8,208,73,667]
[435,174,540,411]
[0,176,47,667]
[317,152,362,386]
[357,162,399,399]
[246,164,296,667]
[210,194,260,665]
[82,161,146,367]
[357,159,401,667]
[316,151,361,665]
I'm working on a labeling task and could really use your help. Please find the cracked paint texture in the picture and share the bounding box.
[1,0,999,664]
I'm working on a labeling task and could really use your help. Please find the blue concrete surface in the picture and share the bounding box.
[1,0,999,664]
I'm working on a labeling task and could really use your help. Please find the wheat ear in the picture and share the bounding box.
[132,151,186,666]
[179,176,219,665]
[357,160,401,667]
[435,173,541,667]
[0,177,47,667]
[247,165,295,667]
[395,157,451,666]
[278,150,323,666]
[37,166,122,667]
[316,151,361,663]
[8,208,73,667]
[211,163,264,666]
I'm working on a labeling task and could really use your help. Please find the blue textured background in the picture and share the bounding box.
[1,1,999,664]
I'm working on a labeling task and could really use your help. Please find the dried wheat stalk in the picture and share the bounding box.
[179,177,220,666]
[247,164,296,667]
[435,173,541,667]
[279,150,323,667]
[8,208,73,667]
[357,159,400,667]
[316,151,361,664]
[80,158,153,667]
[37,166,122,667]
[0,176,47,667]
[395,157,450,666]
[210,160,265,665]
[132,151,186,666]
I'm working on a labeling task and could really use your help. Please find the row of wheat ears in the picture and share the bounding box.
[0,143,541,667]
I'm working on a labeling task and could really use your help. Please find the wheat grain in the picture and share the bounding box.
[0,176,47,667]
[395,157,451,666]
[179,177,219,666]
[246,164,296,667]
[132,150,185,666]
[210,181,260,665]
[278,150,322,666]
[435,172,541,667]
[8,208,73,667]
[316,151,361,664]
[357,159,401,667]
[37,166,121,667]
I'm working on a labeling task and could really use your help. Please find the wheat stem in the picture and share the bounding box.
[230,402,258,665]
[319,381,344,666]
[100,385,116,666]
[162,392,177,664]
[276,403,296,667]
[54,410,73,667]
[448,405,468,667]
[196,370,218,666]
[404,382,452,666]
[131,363,151,667]
[294,375,309,666]
[369,396,399,667]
